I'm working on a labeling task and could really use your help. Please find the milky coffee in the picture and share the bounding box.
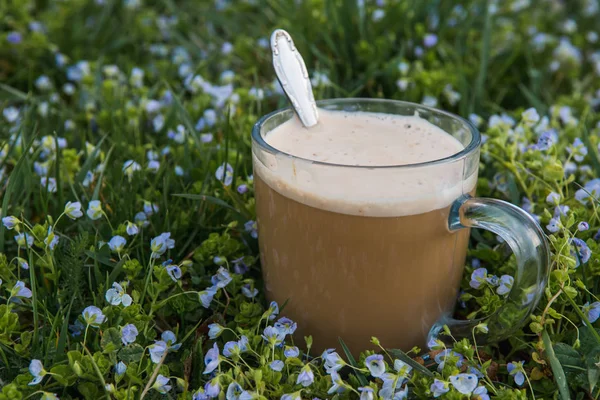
[253,109,476,353]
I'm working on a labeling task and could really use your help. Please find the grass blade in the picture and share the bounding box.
[338,337,369,386]
[173,193,242,216]
[387,348,434,378]
[542,330,571,400]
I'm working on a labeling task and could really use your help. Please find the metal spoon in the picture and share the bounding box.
[270,29,319,128]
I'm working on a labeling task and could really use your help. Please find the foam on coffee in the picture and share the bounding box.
[254,109,477,217]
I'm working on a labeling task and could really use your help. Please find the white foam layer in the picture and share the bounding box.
[254,109,478,217]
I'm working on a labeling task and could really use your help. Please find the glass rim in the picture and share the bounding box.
[251,98,481,169]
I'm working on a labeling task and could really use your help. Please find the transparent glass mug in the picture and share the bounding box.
[251,98,550,353]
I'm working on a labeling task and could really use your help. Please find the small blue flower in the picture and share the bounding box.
[64,201,83,219]
[82,306,105,327]
[281,393,301,400]
[7,31,22,44]
[192,388,209,400]
[44,226,59,250]
[262,326,286,346]
[143,201,159,215]
[358,387,375,400]
[16,257,29,270]
[239,391,254,400]
[567,138,588,162]
[199,286,218,308]
[147,160,160,173]
[328,370,345,394]
[546,218,560,233]
[216,163,234,186]
[166,264,182,282]
[434,349,464,370]
[203,343,220,374]
[571,238,592,266]
[134,211,149,227]
[267,301,279,320]
[423,33,438,47]
[241,284,258,298]
[211,267,232,288]
[126,221,139,235]
[323,350,346,372]
[152,374,172,394]
[237,184,248,194]
[521,108,540,126]
[497,275,514,295]
[270,360,284,371]
[430,379,449,397]
[208,323,224,339]
[546,192,561,205]
[14,233,34,248]
[201,133,214,143]
[149,341,167,363]
[2,216,19,230]
[449,373,478,395]
[162,330,182,350]
[283,346,299,358]
[11,281,32,299]
[28,359,46,386]
[175,165,184,176]
[69,319,85,337]
[87,200,103,220]
[365,354,386,378]
[226,382,243,399]
[223,340,242,358]
[243,220,258,239]
[115,361,127,375]
[275,317,297,335]
[238,335,249,352]
[232,257,248,274]
[394,359,412,376]
[121,324,138,345]
[105,282,132,307]
[507,361,525,386]
[108,235,127,253]
[122,160,141,181]
[583,302,600,323]
[379,373,407,399]
[296,364,314,387]
[205,379,220,398]
[473,385,490,400]
[470,268,488,289]
[150,232,175,257]
[579,221,590,231]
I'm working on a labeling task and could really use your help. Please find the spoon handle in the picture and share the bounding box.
[271,29,319,128]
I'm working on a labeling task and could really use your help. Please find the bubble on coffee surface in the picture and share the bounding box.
[254,109,477,217]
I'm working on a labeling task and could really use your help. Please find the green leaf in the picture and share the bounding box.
[386,348,434,378]
[553,343,584,370]
[101,327,123,353]
[51,365,77,386]
[338,337,368,386]
[543,330,572,400]
[119,344,144,363]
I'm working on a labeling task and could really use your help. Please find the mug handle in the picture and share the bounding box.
[427,194,551,345]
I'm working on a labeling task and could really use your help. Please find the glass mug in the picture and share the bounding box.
[251,98,550,353]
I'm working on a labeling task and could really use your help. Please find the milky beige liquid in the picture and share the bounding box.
[253,109,476,353]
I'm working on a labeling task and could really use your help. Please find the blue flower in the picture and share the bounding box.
[199,286,218,308]
[546,218,560,233]
[239,391,254,400]
[267,301,279,320]
[203,343,220,374]
[208,323,224,339]
[152,374,172,394]
[28,359,46,386]
[470,268,488,289]
[423,33,438,47]
[284,346,300,358]
[275,317,297,335]
[546,192,561,205]
[328,370,345,394]
[16,257,29,270]
[121,324,138,345]
[473,385,490,400]
[14,233,34,248]
[175,165,184,176]
[192,388,209,400]
[449,373,478,395]
[434,349,464,370]
[379,373,406,399]
[11,281,32,299]
[105,282,132,307]
[269,360,284,371]
[323,349,345,372]
[575,179,600,205]
[358,387,375,400]
[87,200,103,220]
[82,306,106,327]
[226,382,243,399]
[430,379,449,397]
[579,221,590,231]
[205,379,220,398]
[126,221,139,235]
[69,319,85,337]
[394,359,412,377]
[241,284,258,298]
[108,235,127,253]
[44,226,59,250]
[583,302,600,323]
[223,341,241,357]
[536,130,556,151]
[237,184,248,194]
[201,133,214,143]
[567,138,588,162]
[507,361,525,386]
[149,341,168,363]
[162,330,181,351]
[2,216,19,230]
[7,31,22,44]
[166,264,182,282]
[244,220,258,239]
[365,354,386,378]
[147,160,160,173]
[143,201,159,215]
[115,361,127,376]
[571,238,592,266]
[64,201,83,219]
[134,211,149,227]
[262,326,286,346]
[281,393,301,400]
[150,232,175,257]
[211,267,232,288]
[296,364,314,387]
[497,275,514,295]
[521,108,540,125]
[238,335,249,352]
[216,163,233,186]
